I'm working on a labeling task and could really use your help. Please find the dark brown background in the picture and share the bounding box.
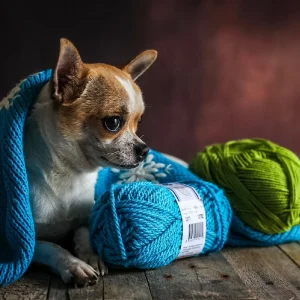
[2,0,300,161]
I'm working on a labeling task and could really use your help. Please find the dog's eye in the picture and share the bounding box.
[104,116,122,132]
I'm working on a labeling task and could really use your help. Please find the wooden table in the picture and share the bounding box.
[1,243,300,300]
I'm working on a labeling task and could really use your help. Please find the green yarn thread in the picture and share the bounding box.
[189,138,300,234]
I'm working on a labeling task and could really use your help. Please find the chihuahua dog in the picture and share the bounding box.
[23,38,157,287]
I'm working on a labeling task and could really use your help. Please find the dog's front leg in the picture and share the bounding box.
[33,240,99,287]
[73,226,108,276]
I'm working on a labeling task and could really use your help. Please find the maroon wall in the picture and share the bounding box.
[2,0,300,161]
[138,0,300,161]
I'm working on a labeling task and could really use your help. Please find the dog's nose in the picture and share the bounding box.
[134,143,150,160]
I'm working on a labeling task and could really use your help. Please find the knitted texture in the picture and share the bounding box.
[189,138,300,234]
[0,70,52,287]
[90,150,232,269]
[227,214,300,247]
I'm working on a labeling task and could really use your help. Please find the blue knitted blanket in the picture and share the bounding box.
[0,70,52,286]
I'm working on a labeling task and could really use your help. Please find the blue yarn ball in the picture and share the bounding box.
[90,180,232,269]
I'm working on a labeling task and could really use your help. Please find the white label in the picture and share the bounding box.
[159,183,206,259]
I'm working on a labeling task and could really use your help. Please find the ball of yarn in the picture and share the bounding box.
[189,138,300,234]
[90,180,231,269]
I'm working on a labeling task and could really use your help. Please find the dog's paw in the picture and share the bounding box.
[73,227,108,276]
[59,257,99,288]
[77,251,108,277]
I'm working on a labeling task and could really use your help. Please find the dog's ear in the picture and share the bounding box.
[52,38,87,105]
[122,50,157,81]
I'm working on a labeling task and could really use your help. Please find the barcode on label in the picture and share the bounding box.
[188,222,204,240]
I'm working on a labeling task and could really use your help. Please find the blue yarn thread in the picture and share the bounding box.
[0,70,52,286]
[90,151,232,269]
[227,214,300,247]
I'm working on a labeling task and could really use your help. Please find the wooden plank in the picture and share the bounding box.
[263,246,300,292]
[67,277,104,300]
[223,246,300,300]
[190,252,256,299]
[279,242,300,267]
[145,258,203,300]
[47,276,68,300]
[0,266,50,300]
[48,274,104,300]
[103,270,152,300]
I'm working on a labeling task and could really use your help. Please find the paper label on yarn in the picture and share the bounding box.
[159,183,206,259]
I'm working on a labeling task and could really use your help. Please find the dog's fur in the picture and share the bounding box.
[23,38,157,287]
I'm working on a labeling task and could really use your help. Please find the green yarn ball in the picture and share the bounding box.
[189,138,300,234]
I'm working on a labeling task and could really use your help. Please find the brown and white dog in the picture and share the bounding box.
[23,38,157,287]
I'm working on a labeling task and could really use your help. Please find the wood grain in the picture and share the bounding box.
[47,276,68,300]
[67,277,104,300]
[3,245,300,300]
[191,252,256,299]
[262,246,300,293]
[0,266,50,300]
[279,243,300,267]
[223,246,300,300]
[145,258,202,300]
[103,270,152,300]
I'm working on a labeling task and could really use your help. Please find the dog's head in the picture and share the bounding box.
[51,38,157,169]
